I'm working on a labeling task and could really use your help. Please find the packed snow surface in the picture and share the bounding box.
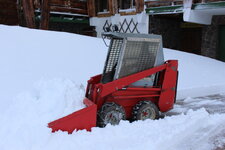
[0,25,225,150]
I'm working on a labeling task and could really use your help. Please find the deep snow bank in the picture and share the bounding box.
[1,25,225,108]
[0,25,107,111]
[1,96,225,150]
[1,25,225,150]
[164,49,225,99]
[1,25,225,115]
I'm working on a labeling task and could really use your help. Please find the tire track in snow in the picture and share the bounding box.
[167,94,225,150]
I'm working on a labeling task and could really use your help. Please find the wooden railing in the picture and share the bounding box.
[34,0,88,15]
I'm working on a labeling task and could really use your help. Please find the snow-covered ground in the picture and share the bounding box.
[0,25,225,150]
[164,49,225,99]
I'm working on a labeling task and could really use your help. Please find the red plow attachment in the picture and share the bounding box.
[48,98,97,134]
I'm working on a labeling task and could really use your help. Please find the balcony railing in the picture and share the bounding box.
[34,0,88,15]
[145,0,224,8]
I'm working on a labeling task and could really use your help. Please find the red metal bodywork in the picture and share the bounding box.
[48,60,178,133]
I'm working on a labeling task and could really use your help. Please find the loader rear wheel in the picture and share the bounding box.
[132,101,159,121]
[97,102,126,127]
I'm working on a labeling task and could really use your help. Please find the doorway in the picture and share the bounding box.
[218,25,225,62]
[181,23,202,55]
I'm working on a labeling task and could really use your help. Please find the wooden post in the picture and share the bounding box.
[40,0,50,30]
[22,0,35,28]
[112,0,118,15]
[108,0,118,15]
[135,0,144,13]
[108,0,113,14]
[87,0,96,17]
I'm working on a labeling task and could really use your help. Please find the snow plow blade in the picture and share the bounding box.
[48,98,97,134]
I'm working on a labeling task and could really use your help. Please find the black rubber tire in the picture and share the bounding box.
[132,101,160,121]
[97,102,126,127]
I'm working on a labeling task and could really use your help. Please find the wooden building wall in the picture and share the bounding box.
[0,0,18,25]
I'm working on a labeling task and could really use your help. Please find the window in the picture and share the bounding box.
[118,0,135,10]
[96,0,108,12]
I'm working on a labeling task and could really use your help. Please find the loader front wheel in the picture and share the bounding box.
[132,101,159,121]
[97,102,126,127]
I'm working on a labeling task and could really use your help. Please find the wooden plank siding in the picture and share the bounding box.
[87,0,96,17]
[34,0,88,15]
[40,0,50,29]
[22,0,36,28]
[0,0,18,25]
[135,0,144,13]
[33,0,88,29]
[109,0,118,15]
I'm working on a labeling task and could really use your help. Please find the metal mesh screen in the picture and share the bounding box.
[101,38,123,83]
[116,38,160,79]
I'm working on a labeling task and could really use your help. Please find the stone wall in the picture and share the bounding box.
[201,15,225,59]
[150,15,225,60]
[149,15,182,50]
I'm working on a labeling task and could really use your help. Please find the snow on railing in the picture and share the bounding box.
[145,0,222,8]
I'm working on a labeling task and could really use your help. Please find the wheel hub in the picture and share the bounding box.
[132,101,159,121]
[105,111,123,125]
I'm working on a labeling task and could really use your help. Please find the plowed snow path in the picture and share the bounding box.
[0,81,225,150]
[167,94,225,150]
[168,94,225,115]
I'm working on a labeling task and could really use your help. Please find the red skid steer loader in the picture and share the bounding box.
[48,32,178,133]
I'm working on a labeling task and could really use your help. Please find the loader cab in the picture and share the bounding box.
[101,32,165,86]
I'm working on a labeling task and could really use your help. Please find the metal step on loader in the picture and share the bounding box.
[48,32,178,134]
